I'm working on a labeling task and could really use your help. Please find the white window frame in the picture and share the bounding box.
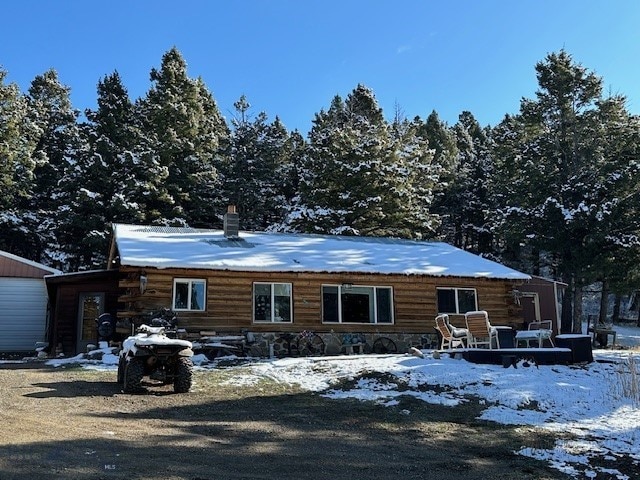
[252,282,293,323]
[321,284,394,324]
[172,278,206,311]
[436,287,478,314]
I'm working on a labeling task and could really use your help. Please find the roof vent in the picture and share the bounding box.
[223,205,240,239]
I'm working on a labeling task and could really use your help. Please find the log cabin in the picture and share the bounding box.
[80,208,531,356]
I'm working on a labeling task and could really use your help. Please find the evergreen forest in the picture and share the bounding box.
[2,47,639,330]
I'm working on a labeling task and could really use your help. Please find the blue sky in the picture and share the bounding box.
[2,1,639,133]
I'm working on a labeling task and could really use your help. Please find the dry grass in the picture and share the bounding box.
[616,354,640,406]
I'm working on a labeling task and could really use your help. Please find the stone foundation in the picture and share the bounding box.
[246,331,439,357]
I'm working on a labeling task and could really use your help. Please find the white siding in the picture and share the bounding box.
[0,278,48,351]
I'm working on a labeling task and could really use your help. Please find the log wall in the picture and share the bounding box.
[118,267,525,334]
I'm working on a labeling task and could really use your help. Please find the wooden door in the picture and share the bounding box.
[77,293,104,352]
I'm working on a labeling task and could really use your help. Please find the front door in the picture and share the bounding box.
[521,292,540,326]
[77,293,104,353]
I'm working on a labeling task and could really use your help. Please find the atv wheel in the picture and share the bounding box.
[117,356,125,384]
[123,357,145,393]
[173,356,193,393]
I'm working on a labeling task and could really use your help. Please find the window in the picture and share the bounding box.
[173,279,206,311]
[253,283,292,323]
[322,285,394,324]
[436,287,477,314]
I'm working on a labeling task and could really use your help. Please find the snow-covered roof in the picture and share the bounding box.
[111,224,531,280]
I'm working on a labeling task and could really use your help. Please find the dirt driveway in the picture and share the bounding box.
[0,362,568,480]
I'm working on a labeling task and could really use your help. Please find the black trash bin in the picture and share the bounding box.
[555,334,593,363]
[494,326,514,348]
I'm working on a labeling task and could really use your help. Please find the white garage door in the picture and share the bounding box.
[0,277,48,351]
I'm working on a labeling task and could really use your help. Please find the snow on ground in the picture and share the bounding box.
[218,349,640,479]
[38,328,640,479]
[610,323,640,348]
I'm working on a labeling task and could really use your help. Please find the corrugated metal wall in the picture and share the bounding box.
[0,278,48,351]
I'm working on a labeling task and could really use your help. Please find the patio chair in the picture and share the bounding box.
[464,310,500,349]
[435,314,468,349]
[515,320,554,348]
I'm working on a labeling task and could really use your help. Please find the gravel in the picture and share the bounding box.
[0,362,569,480]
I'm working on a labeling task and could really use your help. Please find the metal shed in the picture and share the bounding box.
[0,251,60,352]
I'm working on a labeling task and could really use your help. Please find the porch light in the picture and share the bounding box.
[342,283,353,291]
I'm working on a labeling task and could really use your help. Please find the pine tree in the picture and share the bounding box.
[0,68,38,257]
[220,96,298,230]
[388,115,440,238]
[449,112,496,254]
[286,84,438,238]
[579,97,640,321]
[24,69,83,268]
[88,71,172,226]
[138,47,229,227]
[418,110,458,173]
[492,50,640,331]
[55,71,173,269]
[490,113,533,270]
[221,95,267,229]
